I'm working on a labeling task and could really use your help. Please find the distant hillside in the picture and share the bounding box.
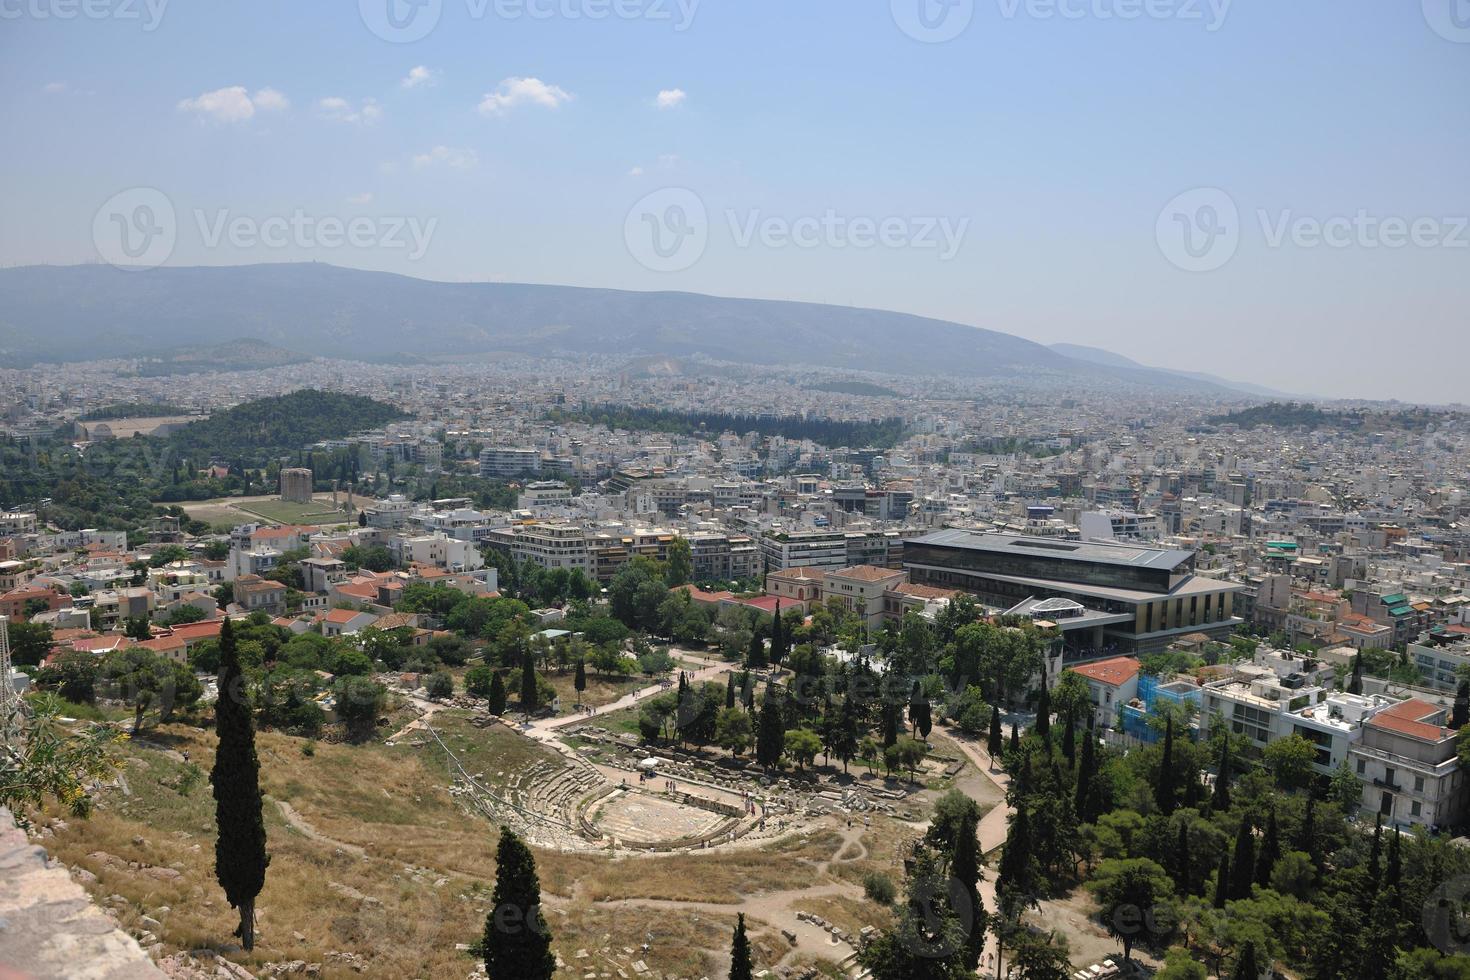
[805,380,902,398]
[166,390,408,460]
[1205,401,1448,432]
[0,263,1236,393]
[136,338,307,376]
[1049,342,1294,399]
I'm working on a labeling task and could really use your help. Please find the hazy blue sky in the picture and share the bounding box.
[1,1,1466,402]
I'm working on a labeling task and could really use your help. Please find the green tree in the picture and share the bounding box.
[1229,818,1255,902]
[716,707,753,755]
[756,683,786,770]
[1263,733,1317,791]
[520,656,539,713]
[36,650,99,704]
[210,618,270,950]
[7,620,55,667]
[988,702,1004,759]
[1156,946,1207,980]
[426,671,454,699]
[858,844,971,980]
[665,536,693,588]
[729,912,753,980]
[334,675,386,741]
[488,671,508,715]
[1231,940,1259,980]
[573,660,587,704]
[1008,929,1073,980]
[927,790,987,970]
[785,728,822,772]
[482,829,554,980]
[1156,715,1178,815]
[1087,858,1176,963]
[0,693,120,824]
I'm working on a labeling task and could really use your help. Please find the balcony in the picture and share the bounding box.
[1372,777,1402,791]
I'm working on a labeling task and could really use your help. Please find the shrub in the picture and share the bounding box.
[863,871,896,905]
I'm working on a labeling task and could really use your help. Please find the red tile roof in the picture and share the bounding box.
[1068,656,1141,688]
[1369,698,1452,742]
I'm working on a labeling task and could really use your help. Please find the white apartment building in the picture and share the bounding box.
[820,565,908,632]
[480,447,542,478]
[518,482,573,512]
[1349,698,1468,831]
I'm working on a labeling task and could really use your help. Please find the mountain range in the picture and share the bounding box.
[0,263,1262,397]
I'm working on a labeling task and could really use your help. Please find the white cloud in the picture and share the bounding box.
[477,77,572,116]
[401,65,438,90]
[318,97,382,125]
[177,86,288,123]
[412,145,478,170]
[253,87,290,112]
[347,192,374,205]
[655,88,686,110]
[42,81,67,94]
[628,166,645,176]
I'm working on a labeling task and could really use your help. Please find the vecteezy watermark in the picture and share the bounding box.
[1155,187,1239,273]
[92,188,438,269]
[995,0,1230,30]
[1423,0,1470,43]
[892,0,1229,41]
[358,0,698,42]
[624,188,970,272]
[1156,187,1468,272]
[891,0,974,43]
[93,187,178,271]
[624,187,709,273]
[1424,875,1470,954]
[0,0,168,30]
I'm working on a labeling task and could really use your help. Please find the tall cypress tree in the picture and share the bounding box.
[1229,818,1255,901]
[573,660,586,704]
[756,682,785,770]
[488,670,507,716]
[881,699,899,748]
[211,617,269,951]
[1155,716,1177,816]
[1175,821,1192,895]
[483,829,554,980]
[996,805,1037,916]
[1075,730,1096,822]
[520,655,539,714]
[1009,723,1020,754]
[1232,941,1259,980]
[725,672,736,710]
[1035,681,1051,741]
[1454,680,1470,730]
[769,601,784,669]
[988,703,1004,760]
[1387,828,1402,895]
[1061,707,1076,767]
[1213,851,1230,908]
[1254,807,1280,888]
[1347,652,1364,695]
[729,912,753,980]
[746,625,767,669]
[1211,736,1232,813]
[1368,813,1384,898]
[1299,794,1319,872]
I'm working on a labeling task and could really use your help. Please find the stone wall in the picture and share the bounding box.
[0,805,166,979]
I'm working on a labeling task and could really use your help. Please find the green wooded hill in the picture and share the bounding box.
[166,390,407,459]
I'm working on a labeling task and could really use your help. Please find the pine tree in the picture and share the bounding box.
[881,699,899,748]
[1254,807,1280,888]
[483,829,554,980]
[1229,818,1255,901]
[488,671,507,716]
[952,801,988,970]
[573,660,586,704]
[520,656,538,714]
[1009,723,1019,754]
[1213,851,1230,909]
[756,683,785,770]
[742,672,755,711]
[1232,940,1259,980]
[996,805,1038,917]
[210,618,269,951]
[1454,680,1470,729]
[1035,682,1051,741]
[1212,736,1232,813]
[988,703,1004,760]
[1156,716,1177,816]
[729,913,753,980]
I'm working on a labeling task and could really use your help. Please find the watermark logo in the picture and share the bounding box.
[0,0,169,30]
[1424,875,1470,954]
[892,0,974,42]
[360,0,698,41]
[93,187,177,271]
[1423,0,1470,43]
[625,187,708,272]
[359,0,442,43]
[996,0,1230,31]
[1155,187,1239,272]
[1158,186,1469,272]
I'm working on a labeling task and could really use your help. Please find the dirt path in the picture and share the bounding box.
[273,799,367,858]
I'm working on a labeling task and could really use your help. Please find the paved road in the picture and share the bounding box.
[527,652,731,736]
